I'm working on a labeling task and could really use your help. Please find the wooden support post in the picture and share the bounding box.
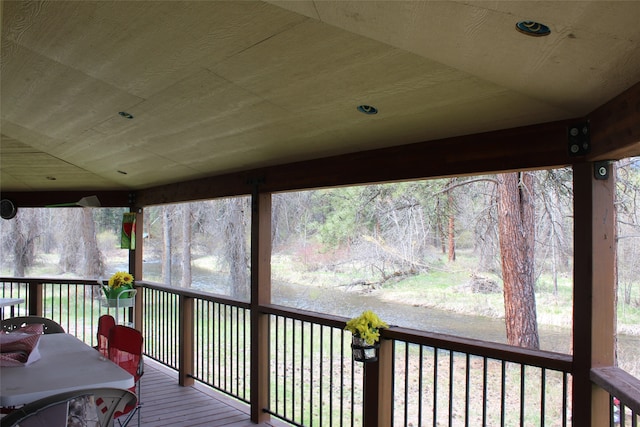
[362,338,393,427]
[131,209,144,331]
[363,359,379,427]
[28,282,43,316]
[590,161,617,425]
[377,339,393,427]
[179,294,195,386]
[250,189,271,424]
[362,339,393,427]
[573,161,617,426]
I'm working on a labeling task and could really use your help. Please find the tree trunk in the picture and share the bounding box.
[162,206,173,284]
[180,204,192,288]
[447,185,456,261]
[8,217,28,277]
[59,209,82,274]
[81,208,104,278]
[224,198,249,300]
[447,178,456,261]
[497,172,539,349]
[447,214,456,261]
[436,199,446,254]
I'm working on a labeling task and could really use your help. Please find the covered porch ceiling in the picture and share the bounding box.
[2,1,640,197]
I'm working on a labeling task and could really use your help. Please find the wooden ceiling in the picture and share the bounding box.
[2,1,640,193]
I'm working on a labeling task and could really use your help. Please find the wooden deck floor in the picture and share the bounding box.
[134,359,280,427]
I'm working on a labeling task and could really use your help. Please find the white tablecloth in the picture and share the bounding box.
[0,333,134,407]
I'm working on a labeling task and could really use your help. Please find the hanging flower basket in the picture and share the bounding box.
[351,336,380,363]
[100,271,135,308]
[345,310,388,363]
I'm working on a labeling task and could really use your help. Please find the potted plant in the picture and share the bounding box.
[101,271,135,308]
[345,310,388,362]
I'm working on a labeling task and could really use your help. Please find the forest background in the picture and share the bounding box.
[2,159,639,376]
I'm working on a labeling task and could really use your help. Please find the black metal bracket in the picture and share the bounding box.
[594,161,611,180]
[568,121,590,156]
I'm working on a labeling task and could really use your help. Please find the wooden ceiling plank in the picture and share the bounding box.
[2,1,640,194]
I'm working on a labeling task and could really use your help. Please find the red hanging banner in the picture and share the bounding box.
[121,212,136,250]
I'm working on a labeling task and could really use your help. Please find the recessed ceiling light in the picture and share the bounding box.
[357,105,378,115]
[118,111,134,119]
[516,21,551,37]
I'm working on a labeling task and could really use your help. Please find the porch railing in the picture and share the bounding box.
[0,278,130,343]
[141,282,252,403]
[3,277,638,426]
[262,304,366,427]
[386,327,572,426]
[592,366,640,426]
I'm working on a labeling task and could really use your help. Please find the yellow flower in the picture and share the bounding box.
[345,310,388,345]
[107,271,134,289]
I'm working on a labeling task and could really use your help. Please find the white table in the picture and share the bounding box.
[0,333,134,407]
[0,298,24,319]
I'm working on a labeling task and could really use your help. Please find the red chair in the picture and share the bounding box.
[108,325,144,427]
[95,314,116,357]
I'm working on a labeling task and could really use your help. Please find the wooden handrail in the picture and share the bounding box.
[0,277,251,308]
[1,277,99,285]
[591,366,640,414]
[259,303,348,330]
[385,326,573,372]
[139,280,251,309]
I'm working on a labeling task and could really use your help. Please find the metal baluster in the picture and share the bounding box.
[520,364,526,427]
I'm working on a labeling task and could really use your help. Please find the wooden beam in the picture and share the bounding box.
[136,173,249,206]
[258,119,576,193]
[135,119,576,206]
[0,190,132,208]
[588,81,640,161]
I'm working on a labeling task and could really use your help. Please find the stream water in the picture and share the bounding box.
[140,261,639,364]
[271,279,575,352]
